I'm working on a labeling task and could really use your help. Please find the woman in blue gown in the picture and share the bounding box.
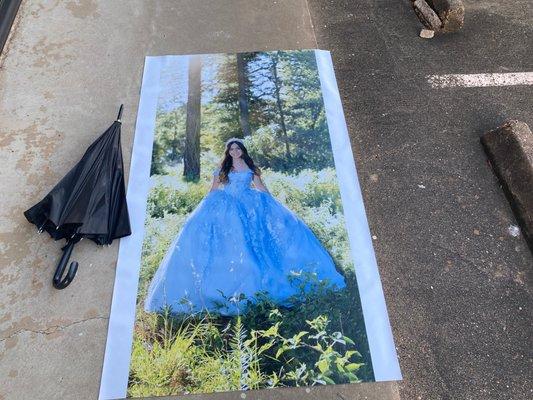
[144,138,346,315]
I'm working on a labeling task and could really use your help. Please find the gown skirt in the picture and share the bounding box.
[144,169,346,315]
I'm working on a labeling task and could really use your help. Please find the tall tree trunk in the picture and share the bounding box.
[271,52,291,162]
[237,53,252,137]
[170,111,180,162]
[184,55,202,181]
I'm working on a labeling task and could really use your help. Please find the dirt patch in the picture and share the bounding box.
[65,0,100,19]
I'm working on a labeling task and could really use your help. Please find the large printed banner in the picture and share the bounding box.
[99,50,401,399]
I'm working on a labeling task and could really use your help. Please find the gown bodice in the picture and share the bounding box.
[220,170,254,195]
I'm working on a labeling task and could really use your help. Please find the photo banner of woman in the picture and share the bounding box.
[144,137,346,316]
[99,50,401,400]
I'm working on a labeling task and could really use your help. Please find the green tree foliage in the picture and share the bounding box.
[205,54,242,144]
[243,51,333,172]
[152,51,333,175]
[151,108,186,175]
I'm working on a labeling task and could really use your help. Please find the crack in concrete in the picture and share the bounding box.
[0,316,108,343]
[429,240,482,267]
[303,0,318,48]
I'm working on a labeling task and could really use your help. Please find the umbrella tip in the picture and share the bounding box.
[117,104,124,122]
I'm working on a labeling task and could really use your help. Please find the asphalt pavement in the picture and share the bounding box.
[307,0,533,399]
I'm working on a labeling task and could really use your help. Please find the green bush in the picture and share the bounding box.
[147,181,207,219]
[128,273,373,396]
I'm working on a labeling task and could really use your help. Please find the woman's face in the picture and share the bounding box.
[228,143,243,159]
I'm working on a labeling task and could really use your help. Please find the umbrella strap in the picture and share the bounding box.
[61,234,82,250]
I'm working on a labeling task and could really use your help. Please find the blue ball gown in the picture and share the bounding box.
[144,169,346,315]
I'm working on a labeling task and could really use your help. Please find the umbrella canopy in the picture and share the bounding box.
[24,105,131,288]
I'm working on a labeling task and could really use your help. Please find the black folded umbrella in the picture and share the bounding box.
[24,105,131,289]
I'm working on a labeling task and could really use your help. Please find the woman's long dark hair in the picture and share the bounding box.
[219,140,260,183]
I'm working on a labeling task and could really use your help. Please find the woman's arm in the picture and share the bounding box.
[209,174,221,192]
[253,173,270,194]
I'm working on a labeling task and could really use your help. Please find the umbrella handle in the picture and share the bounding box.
[53,240,79,289]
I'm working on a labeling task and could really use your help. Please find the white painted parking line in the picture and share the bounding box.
[427,72,533,88]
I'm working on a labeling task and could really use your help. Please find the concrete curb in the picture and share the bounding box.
[481,120,533,253]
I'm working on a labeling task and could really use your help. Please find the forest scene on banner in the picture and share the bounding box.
[128,50,374,397]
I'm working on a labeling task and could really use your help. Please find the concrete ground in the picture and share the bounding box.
[0,0,531,399]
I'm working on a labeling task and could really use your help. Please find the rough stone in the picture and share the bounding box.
[427,0,465,32]
[481,120,533,253]
[412,0,443,31]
